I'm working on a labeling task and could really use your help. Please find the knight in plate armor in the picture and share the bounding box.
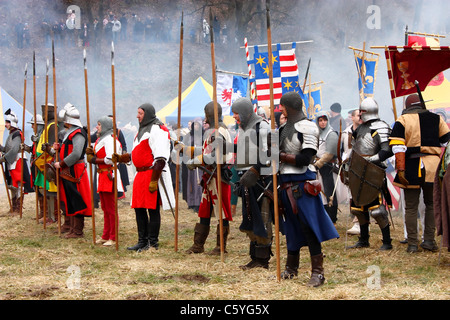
[347,97,393,250]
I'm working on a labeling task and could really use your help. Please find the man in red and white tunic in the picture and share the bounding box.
[184,102,233,255]
[53,103,92,238]
[86,116,125,247]
[0,109,34,214]
[126,103,174,252]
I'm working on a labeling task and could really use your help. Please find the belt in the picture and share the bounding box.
[280,181,303,215]
[136,166,152,172]
[97,167,113,173]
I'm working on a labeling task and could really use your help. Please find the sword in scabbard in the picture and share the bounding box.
[159,175,175,219]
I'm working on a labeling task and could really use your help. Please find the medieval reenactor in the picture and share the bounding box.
[231,97,274,269]
[314,111,339,223]
[277,92,339,287]
[124,103,175,252]
[390,93,450,253]
[0,108,34,213]
[35,104,59,223]
[52,103,92,238]
[347,97,393,250]
[21,114,45,217]
[86,116,125,247]
[184,101,233,255]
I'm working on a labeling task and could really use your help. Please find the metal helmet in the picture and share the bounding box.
[359,97,379,122]
[4,108,19,129]
[59,103,83,127]
[28,114,45,125]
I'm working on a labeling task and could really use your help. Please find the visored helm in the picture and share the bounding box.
[359,97,379,122]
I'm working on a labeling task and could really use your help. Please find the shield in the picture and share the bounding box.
[348,151,385,207]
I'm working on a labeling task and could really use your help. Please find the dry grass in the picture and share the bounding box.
[0,191,449,301]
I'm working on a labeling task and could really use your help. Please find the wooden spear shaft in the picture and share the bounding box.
[209,9,224,262]
[174,12,184,252]
[52,40,61,236]
[33,51,39,223]
[19,63,27,219]
[111,42,119,251]
[265,0,281,282]
[84,48,96,245]
[43,59,49,230]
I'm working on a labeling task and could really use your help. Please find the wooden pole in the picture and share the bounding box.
[209,9,224,262]
[43,59,49,229]
[19,63,27,219]
[174,12,184,252]
[265,0,281,282]
[383,46,398,121]
[33,51,39,223]
[52,40,61,236]
[84,48,96,245]
[111,42,119,251]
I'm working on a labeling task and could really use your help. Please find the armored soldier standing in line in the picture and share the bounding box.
[231,98,274,270]
[277,92,339,287]
[347,98,393,250]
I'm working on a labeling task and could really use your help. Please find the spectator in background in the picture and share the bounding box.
[81,23,90,47]
[52,20,61,47]
[59,18,67,47]
[15,19,24,48]
[329,102,345,131]
[22,23,30,48]
[0,22,8,47]
[111,16,121,43]
[133,16,144,43]
[41,20,52,48]
[120,13,128,41]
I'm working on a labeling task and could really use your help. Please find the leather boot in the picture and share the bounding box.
[240,242,271,270]
[61,214,71,233]
[127,211,149,251]
[148,220,160,250]
[12,196,22,215]
[379,225,393,250]
[65,215,84,238]
[38,195,44,219]
[185,223,210,254]
[281,253,299,279]
[208,224,229,255]
[307,253,325,287]
[347,223,370,249]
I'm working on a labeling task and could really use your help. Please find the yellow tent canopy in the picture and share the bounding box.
[156,77,234,127]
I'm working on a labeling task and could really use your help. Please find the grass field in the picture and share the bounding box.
[0,191,449,301]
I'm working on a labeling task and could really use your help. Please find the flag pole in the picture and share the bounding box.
[84,48,96,245]
[383,46,398,121]
[209,8,225,262]
[19,63,27,219]
[265,0,281,282]
[174,12,184,252]
[111,42,119,251]
[244,37,256,109]
[52,40,61,236]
